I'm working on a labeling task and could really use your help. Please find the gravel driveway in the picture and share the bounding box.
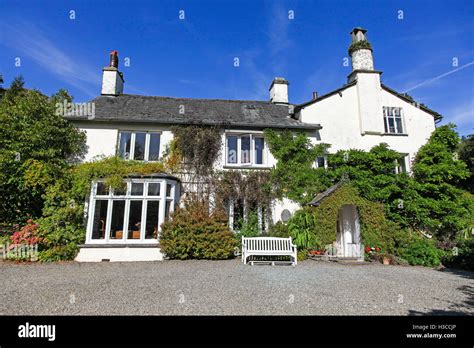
[0,259,472,315]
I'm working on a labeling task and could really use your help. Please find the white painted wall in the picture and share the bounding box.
[299,76,436,168]
[78,123,174,162]
[75,247,163,262]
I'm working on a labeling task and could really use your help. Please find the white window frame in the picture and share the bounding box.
[225,132,268,167]
[315,155,328,169]
[117,131,162,161]
[227,198,268,233]
[86,178,177,244]
[383,107,406,135]
[394,154,409,174]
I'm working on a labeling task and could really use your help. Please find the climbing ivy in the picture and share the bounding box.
[212,169,274,211]
[169,125,222,177]
[287,184,401,253]
[348,40,372,55]
[264,128,331,204]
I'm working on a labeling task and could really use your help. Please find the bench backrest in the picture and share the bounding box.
[243,237,293,251]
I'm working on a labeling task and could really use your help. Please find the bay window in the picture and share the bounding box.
[87,178,179,243]
[118,131,161,161]
[226,133,267,166]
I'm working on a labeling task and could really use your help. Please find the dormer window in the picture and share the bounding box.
[225,133,267,167]
[383,107,405,134]
[118,131,161,161]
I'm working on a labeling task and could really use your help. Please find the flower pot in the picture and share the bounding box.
[383,256,390,265]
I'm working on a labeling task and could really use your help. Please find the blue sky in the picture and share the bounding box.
[1,0,473,135]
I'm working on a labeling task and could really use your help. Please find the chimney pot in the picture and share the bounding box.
[109,50,119,68]
[312,91,318,100]
[102,50,124,96]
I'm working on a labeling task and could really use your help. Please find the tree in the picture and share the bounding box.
[327,143,405,203]
[0,77,86,225]
[408,124,473,239]
[458,134,474,193]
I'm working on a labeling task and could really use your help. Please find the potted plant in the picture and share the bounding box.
[381,253,391,265]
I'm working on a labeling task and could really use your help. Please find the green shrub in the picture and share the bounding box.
[267,221,290,238]
[348,40,372,55]
[234,211,260,248]
[288,209,317,250]
[160,199,237,260]
[442,238,474,271]
[399,238,442,267]
[297,250,308,261]
[37,243,78,262]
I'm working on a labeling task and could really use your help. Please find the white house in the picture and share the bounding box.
[67,28,441,262]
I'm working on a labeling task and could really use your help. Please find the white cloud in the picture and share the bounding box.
[0,20,100,98]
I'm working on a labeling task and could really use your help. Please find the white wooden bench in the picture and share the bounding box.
[241,237,297,266]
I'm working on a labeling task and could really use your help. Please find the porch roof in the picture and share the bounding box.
[308,182,341,206]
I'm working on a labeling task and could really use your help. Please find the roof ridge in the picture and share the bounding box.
[104,94,282,105]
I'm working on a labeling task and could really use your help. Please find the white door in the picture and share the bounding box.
[339,205,360,257]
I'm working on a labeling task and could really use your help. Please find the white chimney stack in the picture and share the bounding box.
[349,27,374,72]
[101,50,124,96]
[269,77,289,104]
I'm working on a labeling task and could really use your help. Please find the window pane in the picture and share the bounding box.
[397,157,407,173]
[148,134,161,161]
[241,135,251,164]
[96,182,109,195]
[395,118,403,133]
[118,132,132,159]
[113,184,126,196]
[227,136,237,164]
[109,200,125,240]
[254,137,264,164]
[148,183,161,196]
[131,183,144,196]
[127,201,142,240]
[165,201,171,219]
[233,199,244,230]
[166,184,172,198]
[91,200,108,239]
[316,156,325,168]
[134,133,146,160]
[145,201,160,239]
[388,118,395,133]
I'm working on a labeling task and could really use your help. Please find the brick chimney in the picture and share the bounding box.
[269,77,289,104]
[101,50,124,96]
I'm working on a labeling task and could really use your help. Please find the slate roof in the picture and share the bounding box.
[308,182,342,206]
[65,94,321,130]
